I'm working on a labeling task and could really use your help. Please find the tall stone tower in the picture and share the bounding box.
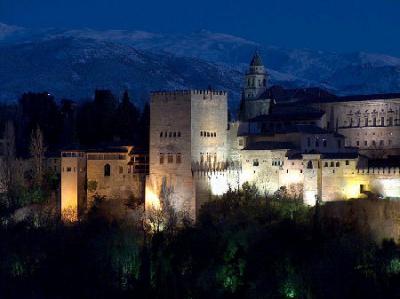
[145,90,228,219]
[60,150,87,221]
[240,52,273,121]
[244,52,267,100]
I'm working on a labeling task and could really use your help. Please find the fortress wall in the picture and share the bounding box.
[86,159,145,204]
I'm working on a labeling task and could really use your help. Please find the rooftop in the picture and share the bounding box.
[243,141,296,151]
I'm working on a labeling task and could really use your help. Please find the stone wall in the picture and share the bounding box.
[86,157,145,206]
[312,99,400,158]
[60,151,87,221]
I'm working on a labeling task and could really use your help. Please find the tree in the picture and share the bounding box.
[0,121,16,193]
[115,90,141,144]
[147,177,178,233]
[138,102,150,149]
[30,126,46,185]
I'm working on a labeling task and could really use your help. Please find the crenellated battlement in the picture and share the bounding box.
[357,167,400,175]
[151,90,227,96]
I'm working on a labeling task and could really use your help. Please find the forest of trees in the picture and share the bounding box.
[1,185,400,298]
[0,90,149,157]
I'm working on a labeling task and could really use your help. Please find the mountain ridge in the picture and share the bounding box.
[0,23,399,106]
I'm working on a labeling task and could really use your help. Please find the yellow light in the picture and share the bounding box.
[145,187,161,210]
[343,182,361,199]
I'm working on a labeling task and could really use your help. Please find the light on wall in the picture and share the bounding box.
[210,175,229,196]
[145,187,161,210]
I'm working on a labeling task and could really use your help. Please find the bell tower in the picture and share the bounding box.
[244,52,268,100]
[240,52,272,121]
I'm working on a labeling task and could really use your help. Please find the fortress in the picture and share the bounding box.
[61,53,400,221]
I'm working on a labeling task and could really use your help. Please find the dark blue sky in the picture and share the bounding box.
[1,0,399,56]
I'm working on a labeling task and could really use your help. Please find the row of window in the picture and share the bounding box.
[355,139,392,147]
[160,131,181,138]
[160,153,182,164]
[306,160,350,169]
[345,116,397,127]
[200,131,217,137]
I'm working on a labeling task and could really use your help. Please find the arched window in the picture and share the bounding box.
[307,161,313,169]
[104,164,111,177]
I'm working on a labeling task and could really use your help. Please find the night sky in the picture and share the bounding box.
[0,0,399,56]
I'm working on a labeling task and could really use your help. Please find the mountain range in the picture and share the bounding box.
[0,23,400,108]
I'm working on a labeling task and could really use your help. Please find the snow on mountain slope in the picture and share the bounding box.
[0,37,243,107]
[0,23,400,106]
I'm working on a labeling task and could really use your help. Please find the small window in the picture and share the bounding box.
[104,164,111,177]
[176,153,182,164]
[324,162,328,167]
[364,140,368,146]
[214,132,217,137]
[200,131,203,136]
[160,154,164,164]
[66,167,72,172]
[207,132,210,137]
[164,132,167,138]
[336,162,340,167]
[379,140,384,146]
[253,159,259,167]
[389,139,392,145]
[160,132,163,137]
[330,162,334,167]
[239,139,244,146]
[307,161,313,169]
[168,154,173,163]
[119,166,123,174]
[356,141,360,146]
[169,132,172,137]
[345,160,349,165]
[173,132,176,137]
[178,132,181,137]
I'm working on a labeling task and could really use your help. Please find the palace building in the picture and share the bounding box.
[61,53,400,221]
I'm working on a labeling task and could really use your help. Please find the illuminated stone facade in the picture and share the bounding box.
[61,53,400,221]
[61,146,147,221]
[145,53,400,217]
[145,90,230,219]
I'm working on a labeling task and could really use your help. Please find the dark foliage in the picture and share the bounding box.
[0,90,148,155]
[1,190,400,299]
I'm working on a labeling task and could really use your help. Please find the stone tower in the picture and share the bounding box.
[145,90,228,219]
[244,52,268,100]
[60,150,87,221]
[240,52,273,121]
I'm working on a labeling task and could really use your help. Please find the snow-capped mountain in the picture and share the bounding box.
[0,23,399,107]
